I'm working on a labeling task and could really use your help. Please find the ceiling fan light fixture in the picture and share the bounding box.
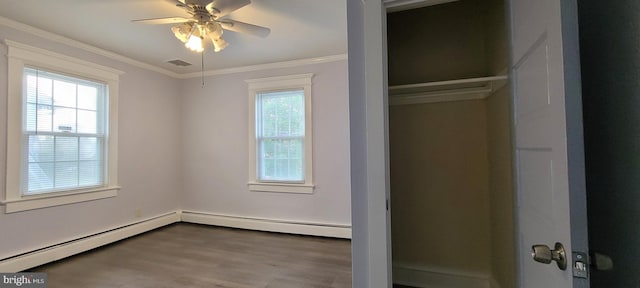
[211,37,228,52]
[185,35,204,52]
[205,22,227,52]
[205,22,223,38]
[135,0,269,54]
[171,22,194,43]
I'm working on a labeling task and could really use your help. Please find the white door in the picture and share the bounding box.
[510,0,589,286]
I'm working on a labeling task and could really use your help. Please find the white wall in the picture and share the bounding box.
[0,24,182,260]
[180,60,352,226]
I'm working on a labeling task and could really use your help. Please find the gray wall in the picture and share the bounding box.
[579,1,640,287]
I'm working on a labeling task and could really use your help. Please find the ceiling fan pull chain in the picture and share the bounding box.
[201,51,205,87]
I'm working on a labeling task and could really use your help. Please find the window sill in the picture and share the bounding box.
[1,186,120,213]
[248,182,314,194]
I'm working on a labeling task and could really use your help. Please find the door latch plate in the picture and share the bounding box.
[572,251,588,279]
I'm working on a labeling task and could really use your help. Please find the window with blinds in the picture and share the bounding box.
[23,67,107,195]
[246,73,313,194]
[256,90,305,182]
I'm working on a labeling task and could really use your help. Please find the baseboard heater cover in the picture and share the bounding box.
[181,211,352,239]
[0,210,351,272]
[0,212,180,272]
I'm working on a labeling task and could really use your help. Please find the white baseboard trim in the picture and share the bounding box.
[0,212,180,272]
[393,263,492,288]
[0,210,351,272]
[181,211,352,239]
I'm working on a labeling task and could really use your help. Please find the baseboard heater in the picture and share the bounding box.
[0,212,180,273]
[0,211,352,272]
[181,211,352,239]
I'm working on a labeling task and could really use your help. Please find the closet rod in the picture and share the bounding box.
[389,75,508,91]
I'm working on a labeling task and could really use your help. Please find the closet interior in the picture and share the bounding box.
[387,0,516,287]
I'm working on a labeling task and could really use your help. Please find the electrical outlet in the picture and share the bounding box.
[135,208,143,218]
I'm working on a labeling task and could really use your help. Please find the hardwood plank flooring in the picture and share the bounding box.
[29,223,352,288]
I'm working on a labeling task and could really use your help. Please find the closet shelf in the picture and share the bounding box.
[389,75,508,106]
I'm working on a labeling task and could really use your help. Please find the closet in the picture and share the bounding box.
[387,0,515,288]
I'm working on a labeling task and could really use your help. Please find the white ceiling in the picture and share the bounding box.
[0,0,348,75]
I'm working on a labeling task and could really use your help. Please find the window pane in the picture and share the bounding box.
[79,161,101,186]
[55,136,79,161]
[289,139,302,158]
[77,110,97,134]
[28,162,54,192]
[55,162,78,188]
[36,104,53,132]
[78,85,98,110]
[261,139,274,159]
[290,160,302,180]
[26,103,36,132]
[79,137,101,161]
[29,135,54,162]
[275,159,288,178]
[38,77,53,105]
[262,159,275,179]
[53,80,76,108]
[53,107,76,133]
[262,100,277,137]
[26,74,37,104]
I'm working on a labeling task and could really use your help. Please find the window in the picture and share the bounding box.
[3,40,122,213]
[247,74,314,193]
[257,90,305,182]
[24,68,106,193]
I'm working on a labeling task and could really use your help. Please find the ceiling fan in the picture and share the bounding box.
[133,0,270,53]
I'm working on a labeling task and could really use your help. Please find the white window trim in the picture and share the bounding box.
[2,40,123,213]
[246,73,314,194]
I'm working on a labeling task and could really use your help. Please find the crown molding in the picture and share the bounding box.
[0,16,180,78]
[0,16,348,79]
[178,54,348,79]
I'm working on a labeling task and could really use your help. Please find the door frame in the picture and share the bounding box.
[347,0,393,287]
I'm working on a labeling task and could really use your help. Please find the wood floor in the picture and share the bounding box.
[29,223,352,288]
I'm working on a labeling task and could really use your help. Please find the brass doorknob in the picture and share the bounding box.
[532,242,567,270]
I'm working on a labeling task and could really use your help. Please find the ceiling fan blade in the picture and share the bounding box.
[219,19,270,37]
[132,17,191,24]
[207,0,251,18]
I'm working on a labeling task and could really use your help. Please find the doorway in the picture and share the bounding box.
[386,0,516,287]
